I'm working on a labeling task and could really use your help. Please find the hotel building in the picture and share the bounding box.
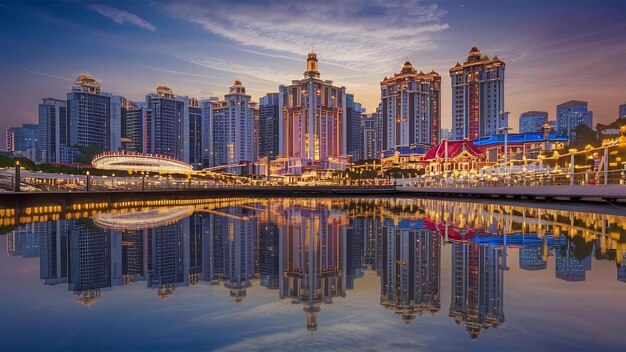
[380,61,441,150]
[450,45,507,140]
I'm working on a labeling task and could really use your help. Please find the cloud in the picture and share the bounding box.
[164,0,448,71]
[176,55,293,85]
[87,4,156,32]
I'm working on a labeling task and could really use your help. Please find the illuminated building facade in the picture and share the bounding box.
[145,84,188,162]
[259,93,280,159]
[362,110,381,160]
[450,45,507,140]
[519,246,547,270]
[278,52,349,173]
[208,80,258,172]
[38,98,69,163]
[188,98,203,169]
[346,93,364,161]
[381,61,441,150]
[379,220,441,323]
[519,111,549,134]
[449,242,504,340]
[556,100,593,142]
[6,123,39,161]
[120,101,145,153]
[67,73,120,153]
[620,104,626,120]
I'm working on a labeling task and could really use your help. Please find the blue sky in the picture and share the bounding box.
[1,0,625,147]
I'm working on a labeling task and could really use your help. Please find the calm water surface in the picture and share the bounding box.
[1,197,625,351]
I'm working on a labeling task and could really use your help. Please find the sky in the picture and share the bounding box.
[1,0,625,148]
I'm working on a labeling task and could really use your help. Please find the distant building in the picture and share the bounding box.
[380,61,441,150]
[207,80,258,172]
[439,128,452,141]
[259,93,280,159]
[361,112,380,160]
[277,52,349,173]
[556,100,593,141]
[6,123,39,160]
[188,98,203,169]
[346,94,364,161]
[555,244,591,281]
[450,45,507,140]
[619,103,626,120]
[519,246,547,270]
[120,101,145,153]
[38,98,68,163]
[145,84,188,162]
[518,111,549,134]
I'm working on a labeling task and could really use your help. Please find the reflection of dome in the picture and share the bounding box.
[304,304,321,332]
[229,288,247,303]
[92,206,195,231]
[158,285,175,301]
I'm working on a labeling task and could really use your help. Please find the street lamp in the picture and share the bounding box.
[85,171,91,191]
[14,160,21,192]
[568,148,577,186]
[499,127,513,178]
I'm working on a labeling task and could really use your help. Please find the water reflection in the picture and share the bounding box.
[4,198,626,341]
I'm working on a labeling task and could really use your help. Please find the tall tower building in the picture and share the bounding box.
[278,52,348,172]
[620,103,626,120]
[346,94,364,161]
[38,98,68,163]
[259,93,280,159]
[145,84,188,162]
[380,61,441,150]
[361,111,380,160]
[518,111,549,134]
[450,45,506,140]
[556,100,593,142]
[208,80,258,171]
[67,73,113,152]
[6,124,39,160]
[120,101,146,153]
[188,98,203,169]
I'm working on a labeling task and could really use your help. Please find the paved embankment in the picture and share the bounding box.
[398,184,626,203]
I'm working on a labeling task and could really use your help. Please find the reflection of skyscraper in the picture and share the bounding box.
[206,207,258,302]
[362,217,381,271]
[259,213,280,290]
[346,218,365,289]
[40,221,69,285]
[279,203,347,331]
[121,230,146,284]
[147,220,189,299]
[380,220,440,323]
[68,221,121,306]
[7,223,44,258]
[188,214,204,285]
[555,243,591,282]
[449,242,504,340]
[519,246,547,271]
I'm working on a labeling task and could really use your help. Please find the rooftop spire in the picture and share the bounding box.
[304,51,320,79]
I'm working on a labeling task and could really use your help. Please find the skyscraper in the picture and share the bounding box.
[346,94,364,161]
[66,73,113,152]
[6,124,39,160]
[188,98,203,169]
[519,111,549,134]
[208,80,258,172]
[259,93,280,159]
[619,104,626,120]
[556,100,593,141]
[278,52,349,172]
[450,45,506,140]
[380,61,441,150]
[361,112,380,160]
[38,98,68,163]
[120,101,146,153]
[145,84,188,162]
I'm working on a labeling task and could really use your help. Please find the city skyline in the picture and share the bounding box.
[1,0,626,149]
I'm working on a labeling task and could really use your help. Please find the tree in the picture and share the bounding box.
[571,124,598,149]
[75,145,104,165]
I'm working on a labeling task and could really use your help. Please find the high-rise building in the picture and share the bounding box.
[450,45,506,140]
[519,246,547,270]
[619,104,626,120]
[361,112,380,160]
[66,73,113,152]
[381,61,441,150]
[519,111,549,134]
[120,101,146,153]
[147,221,189,299]
[259,93,280,159]
[556,100,593,141]
[346,94,364,161]
[188,98,203,169]
[38,98,69,163]
[6,124,39,160]
[208,80,258,172]
[278,52,349,172]
[39,221,69,285]
[145,84,188,162]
